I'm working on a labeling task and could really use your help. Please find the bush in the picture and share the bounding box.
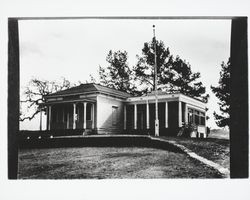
[177,123,197,137]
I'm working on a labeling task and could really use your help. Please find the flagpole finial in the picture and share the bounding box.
[153,25,156,38]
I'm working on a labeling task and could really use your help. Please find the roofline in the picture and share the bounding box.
[44,83,132,99]
[45,90,130,99]
[128,92,206,103]
[40,98,96,106]
[126,92,206,110]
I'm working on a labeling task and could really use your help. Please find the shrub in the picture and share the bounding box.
[178,123,197,137]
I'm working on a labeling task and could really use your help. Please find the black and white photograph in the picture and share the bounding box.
[1,0,250,200]
[17,18,232,179]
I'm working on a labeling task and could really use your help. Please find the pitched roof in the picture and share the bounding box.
[45,83,132,98]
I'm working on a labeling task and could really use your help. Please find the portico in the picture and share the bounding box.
[45,101,95,131]
[40,83,131,135]
[124,92,207,136]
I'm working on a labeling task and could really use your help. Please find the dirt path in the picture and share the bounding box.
[162,137,230,169]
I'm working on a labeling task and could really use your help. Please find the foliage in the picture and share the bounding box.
[168,56,209,102]
[133,39,171,94]
[133,38,209,102]
[99,50,138,95]
[211,58,230,127]
[20,77,79,121]
[177,123,197,137]
[97,39,208,101]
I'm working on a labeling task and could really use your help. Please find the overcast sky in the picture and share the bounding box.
[19,18,231,130]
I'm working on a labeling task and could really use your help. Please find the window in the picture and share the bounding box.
[194,110,200,124]
[188,108,194,124]
[200,112,205,125]
[200,116,205,125]
[195,115,199,124]
[188,108,206,126]
[112,106,118,125]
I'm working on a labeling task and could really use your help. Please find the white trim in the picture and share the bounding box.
[73,103,76,129]
[47,97,63,102]
[127,93,179,102]
[178,101,182,127]
[146,100,150,129]
[79,94,97,98]
[187,104,206,113]
[92,103,95,129]
[185,103,188,124]
[83,102,87,129]
[127,93,206,110]
[179,95,206,109]
[165,101,168,128]
[66,112,69,129]
[46,90,129,100]
[46,91,98,98]
[126,98,178,105]
[134,104,137,129]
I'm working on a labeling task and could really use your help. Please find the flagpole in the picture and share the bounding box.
[153,25,159,137]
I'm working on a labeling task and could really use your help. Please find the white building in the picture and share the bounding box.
[41,83,207,137]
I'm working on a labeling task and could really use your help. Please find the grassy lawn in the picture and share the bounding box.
[162,137,230,169]
[18,147,223,179]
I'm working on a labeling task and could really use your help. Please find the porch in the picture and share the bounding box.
[44,101,96,132]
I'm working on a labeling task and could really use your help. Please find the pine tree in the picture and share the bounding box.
[99,50,138,95]
[211,58,230,127]
[134,38,209,102]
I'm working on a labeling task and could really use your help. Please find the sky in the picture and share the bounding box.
[19,18,231,130]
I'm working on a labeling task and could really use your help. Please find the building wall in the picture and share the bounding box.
[96,94,124,134]
[168,101,179,129]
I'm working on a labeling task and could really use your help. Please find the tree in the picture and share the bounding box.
[134,38,209,102]
[99,50,138,95]
[168,56,209,102]
[211,58,230,127]
[20,77,78,121]
[133,39,171,93]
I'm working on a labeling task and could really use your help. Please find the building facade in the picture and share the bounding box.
[41,83,207,137]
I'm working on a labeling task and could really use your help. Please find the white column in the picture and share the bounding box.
[67,112,69,129]
[83,102,87,129]
[48,106,51,130]
[134,104,137,129]
[73,103,76,129]
[185,104,188,124]
[124,105,127,130]
[92,103,95,129]
[178,101,182,127]
[204,110,207,137]
[146,101,150,129]
[165,101,168,128]
[39,108,42,131]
